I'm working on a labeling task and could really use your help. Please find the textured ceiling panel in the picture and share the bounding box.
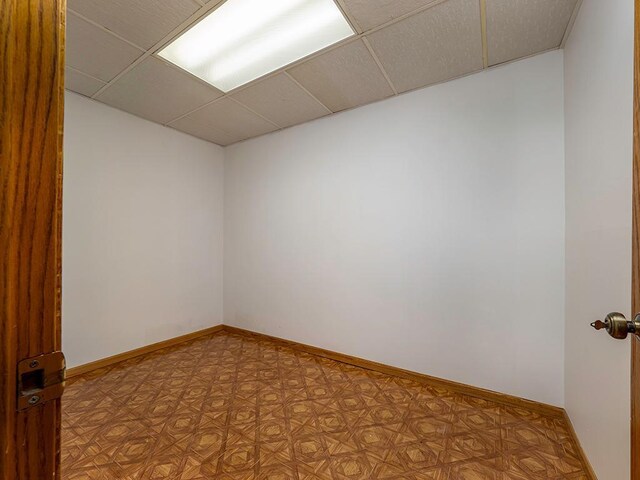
[170,98,279,145]
[65,0,579,146]
[67,13,144,82]
[67,0,202,50]
[367,0,483,94]
[95,57,223,125]
[65,68,107,98]
[169,118,236,146]
[339,0,438,32]
[487,0,579,66]
[232,74,330,129]
[287,40,394,113]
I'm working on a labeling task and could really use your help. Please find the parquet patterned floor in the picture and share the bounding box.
[61,331,589,480]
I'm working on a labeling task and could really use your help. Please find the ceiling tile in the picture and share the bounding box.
[287,40,394,113]
[367,0,484,94]
[487,0,579,66]
[168,122,235,146]
[65,68,107,97]
[95,57,223,125]
[232,74,330,129]
[339,0,438,32]
[67,0,202,50]
[170,98,279,146]
[67,13,144,82]
[64,0,577,145]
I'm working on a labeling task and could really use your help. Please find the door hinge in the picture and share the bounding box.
[17,352,66,411]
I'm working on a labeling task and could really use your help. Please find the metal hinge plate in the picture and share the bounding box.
[17,352,66,411]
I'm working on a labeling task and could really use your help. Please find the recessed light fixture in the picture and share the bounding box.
[158,0,354,93]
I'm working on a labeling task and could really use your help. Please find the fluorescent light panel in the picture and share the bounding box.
[158,0,354,93]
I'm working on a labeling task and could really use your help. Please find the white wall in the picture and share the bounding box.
[63,92,225,368]
[224,51,566,406]
[564,0,633,478]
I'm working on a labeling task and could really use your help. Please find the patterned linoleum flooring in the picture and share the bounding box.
[61,331,589,480]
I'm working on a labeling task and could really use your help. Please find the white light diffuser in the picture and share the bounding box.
[158,0,354,93]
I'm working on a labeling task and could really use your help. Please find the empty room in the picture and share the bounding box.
[0,0,637,479]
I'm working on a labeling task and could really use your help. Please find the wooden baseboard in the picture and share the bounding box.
[65,322,596,477]
[562,411,598,480]
[65,323,565,418]
[222,325,564,418]
[224,325,598,480]
[224,326,596,477]
[65,325,225,378]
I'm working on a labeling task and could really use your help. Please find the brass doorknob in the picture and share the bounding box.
[591,312,640,340]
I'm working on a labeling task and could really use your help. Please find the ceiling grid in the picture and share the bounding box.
[480,0,489,68]
[66,0,583,146]
[362,37,399,95]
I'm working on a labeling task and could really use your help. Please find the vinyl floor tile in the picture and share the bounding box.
[61,331,589,479]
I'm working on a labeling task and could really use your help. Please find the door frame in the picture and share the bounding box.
[633,1,640,479]
[0,0,66,479]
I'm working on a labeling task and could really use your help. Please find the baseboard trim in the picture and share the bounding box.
[66,323,565,417]
[64,323,596,478]
[225,326,596,477]
[562,410,598,480]
[222,325,564,418]
[65,325,225,378]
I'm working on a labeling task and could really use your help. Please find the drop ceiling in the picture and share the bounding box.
[66,0,581,147]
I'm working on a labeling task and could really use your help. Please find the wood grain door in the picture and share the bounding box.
[0,0,66,479]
